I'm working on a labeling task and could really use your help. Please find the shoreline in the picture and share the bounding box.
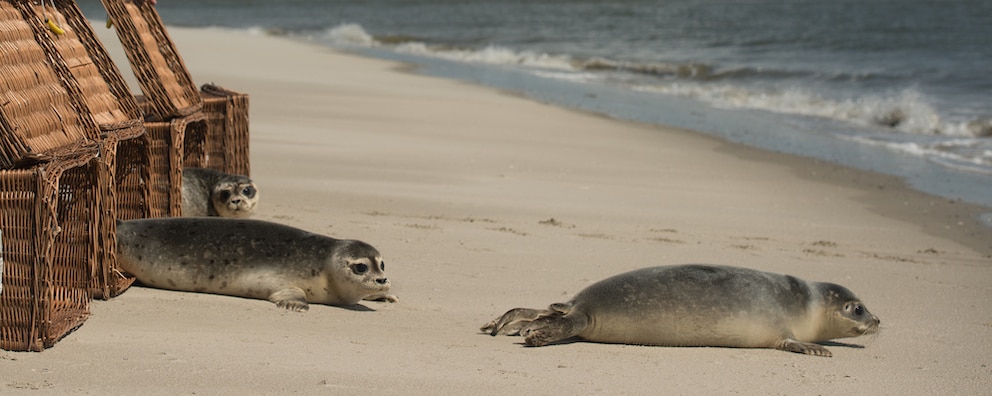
[1,24,986,394]
[347,44,992,215]
[358,47,992,256]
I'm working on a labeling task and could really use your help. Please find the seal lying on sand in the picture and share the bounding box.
[181,167,258,218]
[482,264,879,357]
[116,218,396,311]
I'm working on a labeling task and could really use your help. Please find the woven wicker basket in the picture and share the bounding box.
[199,84,250,176]
[36,0,144,137]
[100,0,201,120]
[0,147,99,352]
[90,135,134,299]
[143,113,206,218]
[37,0,153,299]
[0,0,96,169]
[101,0,250,176]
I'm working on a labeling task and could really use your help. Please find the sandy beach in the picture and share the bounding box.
[2,24,991,394]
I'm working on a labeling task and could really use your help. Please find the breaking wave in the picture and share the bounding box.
[636,84,970,136]
[307,23,991,174]
[312,24,990,139]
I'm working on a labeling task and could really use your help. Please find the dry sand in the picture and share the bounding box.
[2,25,990,395]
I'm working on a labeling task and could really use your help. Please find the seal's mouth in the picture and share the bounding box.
[363,280,390,291]
[859,315,881,335]
[224,202,255,217]
[227,201,252,210]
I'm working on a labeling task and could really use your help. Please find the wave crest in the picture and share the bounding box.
[397,43,575,70]
[311,23,989,141]
[319,23,378,47]
[636,83,988,138]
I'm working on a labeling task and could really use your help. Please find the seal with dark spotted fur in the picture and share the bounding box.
[482,264,879,357]
[181,167,258,218]
[116,218,396,311]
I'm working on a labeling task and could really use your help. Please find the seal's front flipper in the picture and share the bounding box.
[269,287,309,312]
[775,338,833,357]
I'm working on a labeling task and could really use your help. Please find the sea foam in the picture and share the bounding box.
[320,23,379,47]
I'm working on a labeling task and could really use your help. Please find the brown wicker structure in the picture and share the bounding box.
[26,0,152,299]
[37,0,144,137]
[101,0,250,176]
[0,146,98,352]
[0,2,103,350]
[0,0,94,169]
[99,0,201,120]
[199,84,250,176]
[1,0,252,350]
[140,113,206,217]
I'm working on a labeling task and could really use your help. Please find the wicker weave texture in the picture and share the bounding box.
[35,0,143,136]
[199,84,250,176]
[144,114,205,218]
[100,0,251,177]
[114,135,151,221]
[0,0,96,169]
[90,135,136,300]
[0,149,97,351]
[100,0,201,120]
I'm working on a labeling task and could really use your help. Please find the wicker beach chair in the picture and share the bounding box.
[0,1,95,169]
[0,3,114,341]
[0,1,174,348]
[22,0,168,299]
[0,145,99,351]
[100,0,250,177]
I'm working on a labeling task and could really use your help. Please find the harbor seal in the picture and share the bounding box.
[181,167,258,218]
[482,264,879,357]
[116,217,397,311]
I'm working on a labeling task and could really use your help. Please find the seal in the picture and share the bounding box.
[482,264,879,357]
[116,217,397,311]
[181,167,258,218]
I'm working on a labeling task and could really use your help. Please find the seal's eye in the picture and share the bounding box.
[242,186,255,197]
[351,263,368,275]
[219,191,231,200]
[380,261,385,271]
[854,304,864,316]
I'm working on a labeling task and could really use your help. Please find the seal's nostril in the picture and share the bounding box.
[376,278,388,284]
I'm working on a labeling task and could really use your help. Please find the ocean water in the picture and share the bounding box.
[79,1,992,214]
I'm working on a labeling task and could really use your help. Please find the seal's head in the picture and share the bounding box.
[817,282,880,340]
[330,239,391,301]
[211,177,258,218]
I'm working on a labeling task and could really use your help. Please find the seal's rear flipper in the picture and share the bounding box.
[481,307,549,336]
[520,313,584,347]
